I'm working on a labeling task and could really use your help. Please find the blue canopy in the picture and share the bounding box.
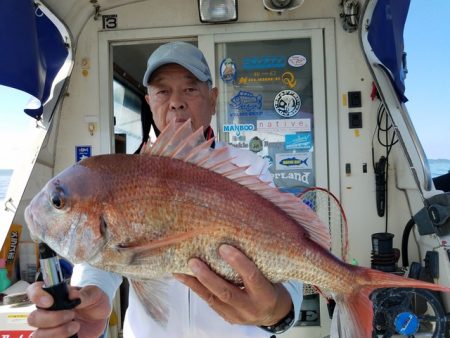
[0,0,69,119]
[367,0,410,102]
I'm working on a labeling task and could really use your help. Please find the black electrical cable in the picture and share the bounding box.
[401,218,415,267]
[372,102,400,232]
[384,106,388,232]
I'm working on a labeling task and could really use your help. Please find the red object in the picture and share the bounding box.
[0,331,34,338]
[371,82,378,100]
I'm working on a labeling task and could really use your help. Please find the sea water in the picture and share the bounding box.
[428,159,450,177]
[0,169,13,201]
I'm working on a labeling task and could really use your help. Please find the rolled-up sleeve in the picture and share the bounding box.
[71,263,123,305]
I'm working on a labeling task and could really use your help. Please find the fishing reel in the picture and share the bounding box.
[370,233,450,337]
[371,287,449,337]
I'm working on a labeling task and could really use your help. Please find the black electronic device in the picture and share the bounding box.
[39,243,80,338]
[374,156,387,217]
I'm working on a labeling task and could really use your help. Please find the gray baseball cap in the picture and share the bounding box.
[142,41,212,85]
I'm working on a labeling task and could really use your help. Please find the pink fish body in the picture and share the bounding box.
[25,120,450,337]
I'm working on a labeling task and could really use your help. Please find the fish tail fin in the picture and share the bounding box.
[363,267,450,292]
[330,267,450,338]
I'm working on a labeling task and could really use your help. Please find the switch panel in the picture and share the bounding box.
[349,112,362,129]
[348,91,362,108]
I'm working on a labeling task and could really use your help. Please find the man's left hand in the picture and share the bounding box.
[173,244,292,326]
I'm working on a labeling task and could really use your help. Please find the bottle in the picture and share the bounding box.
[0,258,12,292]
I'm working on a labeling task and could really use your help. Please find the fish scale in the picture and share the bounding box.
[25,119,450,338]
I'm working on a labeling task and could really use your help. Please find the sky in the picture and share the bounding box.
[403,1,450,160]
[0,1,449,170]
[0,87,35,169]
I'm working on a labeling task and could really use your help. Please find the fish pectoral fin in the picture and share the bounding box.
[116,230,204,264]
[130,278,170,326]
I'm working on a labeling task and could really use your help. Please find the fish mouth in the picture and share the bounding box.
[24,206,45,243]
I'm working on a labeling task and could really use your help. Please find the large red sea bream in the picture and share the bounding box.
[25,119,450,337]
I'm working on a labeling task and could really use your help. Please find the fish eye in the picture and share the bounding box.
[50,188,65,209]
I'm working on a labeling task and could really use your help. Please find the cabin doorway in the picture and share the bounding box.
[103,20,338,337]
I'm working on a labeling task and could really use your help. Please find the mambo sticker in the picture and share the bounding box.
[223,123,255,137]
[229,91,263,116]
[220,58,237,83]
[276,152,312,170]
[258,118,311,133]
[285,133,312,150]
[274,90,302,118]
[242,56,286,70]
[288,54,307,67]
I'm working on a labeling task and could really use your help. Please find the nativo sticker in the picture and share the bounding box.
[288,54,307,67]
[274,90,302,118]
[257,118,311,133]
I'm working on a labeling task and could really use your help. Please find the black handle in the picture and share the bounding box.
[42,282,80,338]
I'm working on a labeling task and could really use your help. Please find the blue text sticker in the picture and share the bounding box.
[223,123,255,137]
[285,133,312,150]
[242,56,286,70]
[76,145,92,162]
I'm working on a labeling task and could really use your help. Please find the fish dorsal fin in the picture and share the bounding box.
[145,118,331,251]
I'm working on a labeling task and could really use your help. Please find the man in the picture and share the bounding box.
[27,42,303,337]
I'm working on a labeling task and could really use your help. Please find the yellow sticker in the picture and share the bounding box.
[8,314,28,323]
[342,94,347,107]
[354,129,360,137]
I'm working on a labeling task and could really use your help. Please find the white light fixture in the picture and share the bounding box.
[198,0,238,23]
[263,0,304,12]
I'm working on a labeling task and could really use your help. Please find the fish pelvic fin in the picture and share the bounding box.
[130,278,170,326]
[331,267,450,338]
[143,118,331,251]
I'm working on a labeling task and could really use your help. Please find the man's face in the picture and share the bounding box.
[145,63,218,132]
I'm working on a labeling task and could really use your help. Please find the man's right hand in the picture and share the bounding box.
[27,282,111,338]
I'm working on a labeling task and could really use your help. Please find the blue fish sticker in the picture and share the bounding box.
[275,152,312,170]
[229,90,262,113]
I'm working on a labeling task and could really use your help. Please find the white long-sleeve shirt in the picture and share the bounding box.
[71,142,303,338]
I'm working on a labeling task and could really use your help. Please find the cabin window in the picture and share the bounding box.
[215,38,315,194]
[113,80,144,154]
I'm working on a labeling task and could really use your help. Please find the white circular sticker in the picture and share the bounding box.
[288,54,307,67]
[274,90,301,118]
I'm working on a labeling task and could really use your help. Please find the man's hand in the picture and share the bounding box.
[173,244,292,326]
[27,283,111,338]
